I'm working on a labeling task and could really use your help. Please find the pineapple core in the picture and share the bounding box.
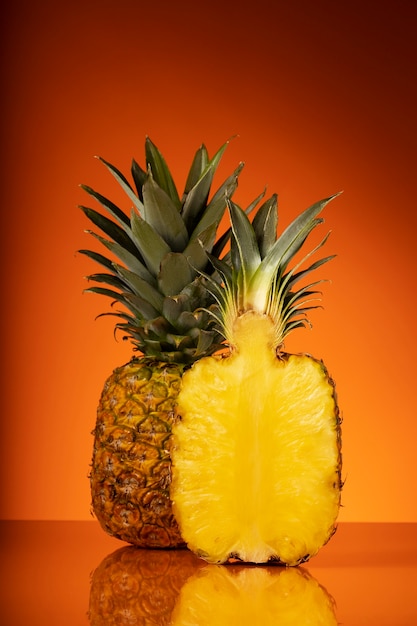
[172,312,341,565]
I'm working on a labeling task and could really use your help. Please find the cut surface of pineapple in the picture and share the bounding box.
[171,312,341,565]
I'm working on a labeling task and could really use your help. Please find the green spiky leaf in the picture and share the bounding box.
[96,156,144,214]
[142,172,189,251]
[158,253,194,296]
[130,158,147,202]
[145,137,181,209]
[183,144,209,195]
[130,210,171,277]
[80,185,131,228]
[84,230,155,283]
[80,206,140,258]
[252,194,278,257]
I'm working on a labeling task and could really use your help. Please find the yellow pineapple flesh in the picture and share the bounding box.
[172,313,341,564]
[171,564,337,625]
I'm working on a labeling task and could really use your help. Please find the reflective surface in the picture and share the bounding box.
[1,521,416,625]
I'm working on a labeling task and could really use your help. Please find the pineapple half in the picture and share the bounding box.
[171,193,343,564]
[80,137,243,547]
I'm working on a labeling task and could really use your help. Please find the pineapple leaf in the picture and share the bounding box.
[190,162,244,242]
[183,144,209,195]
[282,319,310,335]
[83,285,126,302]
[80,206,140,258]
[250,195,338,310]
[80,185,131,228]
[252,194,278,257]
[194,329,219,356]
[273,231,335,324]
[78,249,115,272]
[228,199,262,284]
[162,297,183,327]
[130,158,147,202]
[182,140,238,233]
[177,311,202,332]
[85,230,155,283]
[96,156,144,214]
[287,254,336,290]
[142,171,189,252]
[145,137,181,209]
[183,222,216,273]
[145,316,172,338]
[258,216,323,286]
[181,165,215,233]
[85,272,129,291]
[243,188,268,217]
[130,210,171,277]
[210,178,262,259]
[124,292,161,319]
[158,252,194,296]
[274,194,338,271]
[114,265,164,311]
[98,310,136,324]
[84,287,160,326]
[207,253,233,286]
[206,139,229,172]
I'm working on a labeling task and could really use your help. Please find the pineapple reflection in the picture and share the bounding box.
[172,565,337,625]
[89,547,203,625]
[89,547,337,625]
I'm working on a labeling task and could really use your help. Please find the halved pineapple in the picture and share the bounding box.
[171,194,343,565]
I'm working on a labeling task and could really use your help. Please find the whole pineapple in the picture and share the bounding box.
[171,193,343,563]
[80,138,243,546]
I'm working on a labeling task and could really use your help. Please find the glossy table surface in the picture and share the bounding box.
[1,521,416,625]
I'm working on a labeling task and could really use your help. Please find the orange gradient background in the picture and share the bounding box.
[1,0,416,522]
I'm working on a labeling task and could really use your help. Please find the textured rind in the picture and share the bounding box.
[89,546,203,625]
[90,357,185,547]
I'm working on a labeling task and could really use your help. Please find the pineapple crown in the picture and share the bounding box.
[201,192,341,350]
[79,137,244,363]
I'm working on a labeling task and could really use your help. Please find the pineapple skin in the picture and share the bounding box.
[90,357,185,547]
[89,545,203,626]
[171,314,343,565]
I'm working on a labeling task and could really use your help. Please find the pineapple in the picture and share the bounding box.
[172,565,337,625]
[89,548,337,626]
[89,546,203,625]
[79,137,243,547]
[171,193,343,564]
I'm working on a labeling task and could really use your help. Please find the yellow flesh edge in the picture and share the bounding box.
[171,313,340,565]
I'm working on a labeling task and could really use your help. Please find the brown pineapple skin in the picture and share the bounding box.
[89,546,203,626]
[90,357,185,547]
